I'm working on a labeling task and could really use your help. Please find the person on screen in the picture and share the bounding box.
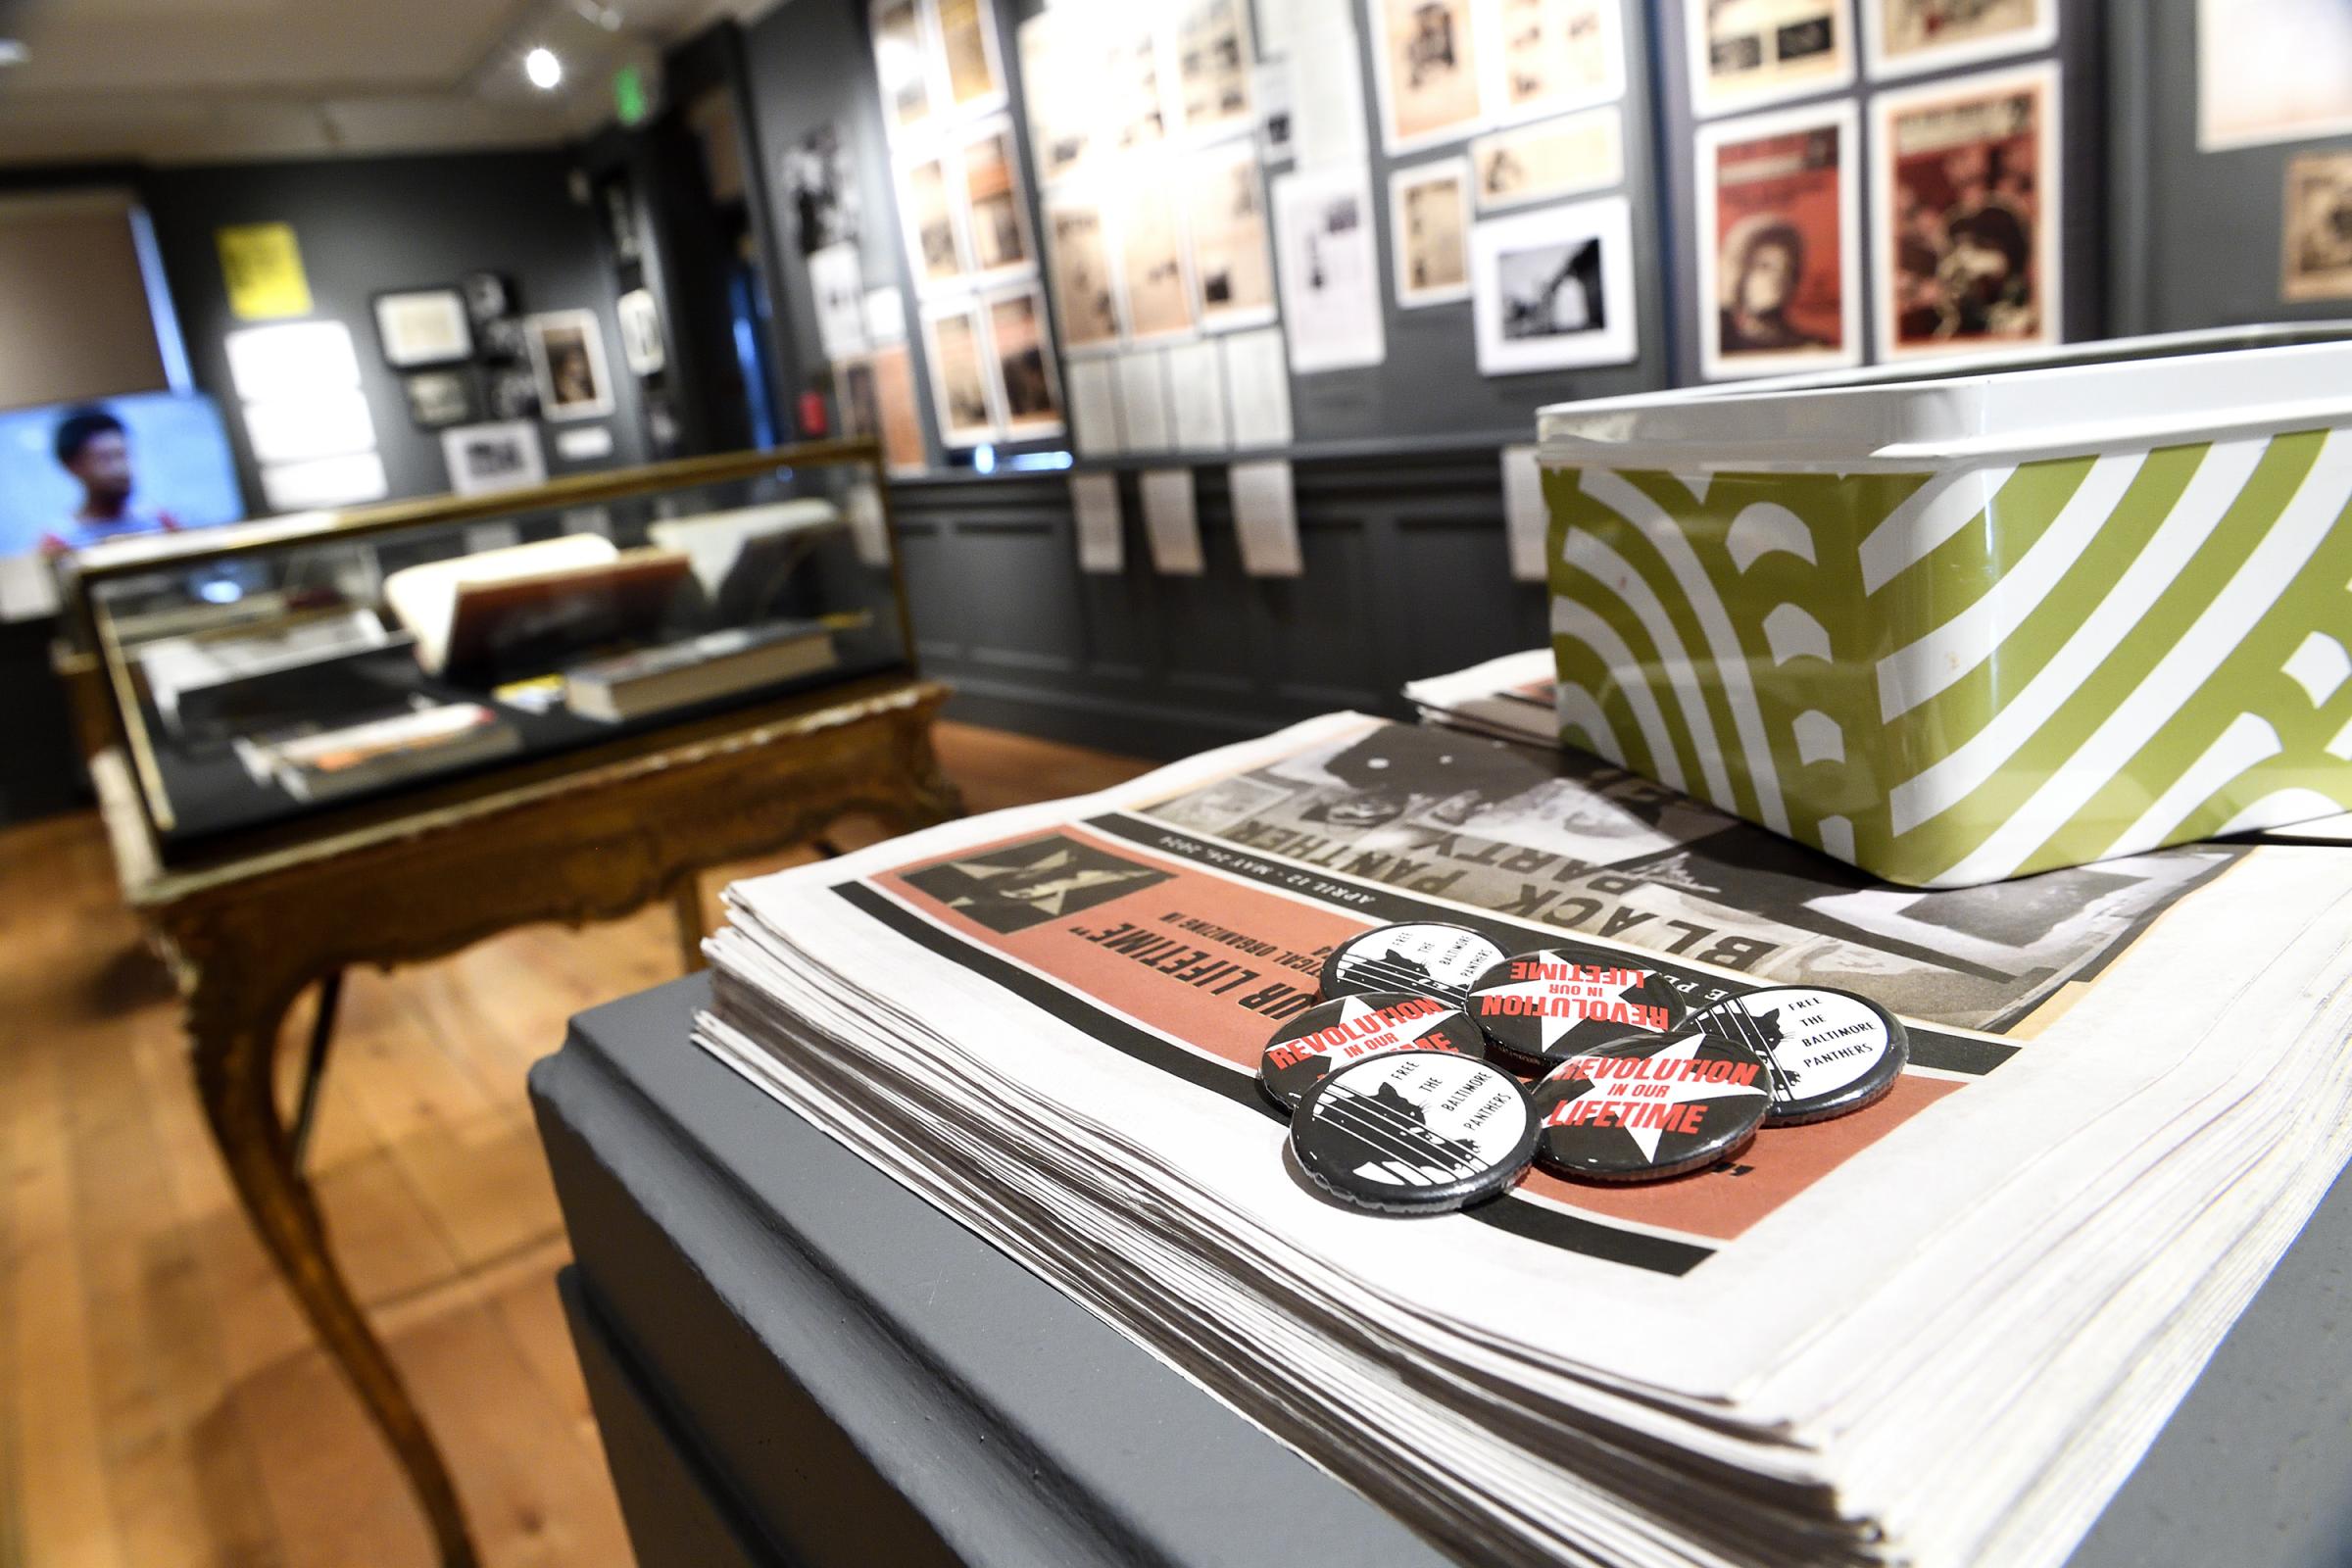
[39,407,181,556]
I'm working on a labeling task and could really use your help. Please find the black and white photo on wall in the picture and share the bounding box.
[782,123,862,256]
[524,310,615,420]
[460,271,514,328]
[440,419,548,497]
[601,176,644,264]
[403,368,480,429]
[371,287,472,368]
[486,367,540,422]
[1470,193,1637,374]
[477,315,527,363]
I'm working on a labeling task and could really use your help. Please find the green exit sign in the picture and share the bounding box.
[614,63,649,126]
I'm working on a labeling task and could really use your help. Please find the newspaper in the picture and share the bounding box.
[698,710,2352,1567]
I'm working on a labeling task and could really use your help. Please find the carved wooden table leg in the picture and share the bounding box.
[182,953,481,1568]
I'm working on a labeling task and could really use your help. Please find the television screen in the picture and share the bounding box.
[0,390,245,559]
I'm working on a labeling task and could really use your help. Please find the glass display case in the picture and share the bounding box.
[70,440,917,865]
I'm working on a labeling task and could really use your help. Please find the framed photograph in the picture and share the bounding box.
[1697,99,1860,380]
[871,0,938,137]
[1115,167,1201,342]
[403,368,480,429]
[1860,0,2053,81]
[440,420,547,497]
[1684,0,1854,120]
[920,299,999,447]
[1045,190,1124,351]
[460,271,514,327]
[2197,0,2352,151]
[371,288,472,368]
[1370,0,1488,155]
[1470,193,1638,375]
[1484,0,1627,125]
[1271,164,1387,373]
[957,115,1037,284]
[931,0,1008,119]
[1184,140,1278,332]
[898,148,971,291]
[616,287,666,376]
[1471,105,1624,212]
[477,315,527,363]
[983,284,1066,440]
[1871,60,2059,362]
[523,309,616,420]
[1172,0,1255,141]
[1391,158,1474,308]
[2284,150,2352,302]
[487,366,540,420]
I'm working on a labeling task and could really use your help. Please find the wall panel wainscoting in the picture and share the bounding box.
[890,446,1552,760]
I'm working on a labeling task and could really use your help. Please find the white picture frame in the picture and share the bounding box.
[1683,0,1856,121]
[1470,193,1638,375]
[1479,0,1629,128]
[2194,0,2352,151]
[1390,157,1475,309]
[979,280,1067,442]
[616,287,666,377]
[1367,0,1492,157]
[1869,59,2061,364]
[924,0,1011,127]
[1695,98,1862,381]
[523,309,615,421]
[919,297,1002,448]
[1470,104,1625,213]
[440,420,548,497]
[1858,0,2054,83]
[955,113,1042,290]
[895,143,976,296]
[371,288,473,368]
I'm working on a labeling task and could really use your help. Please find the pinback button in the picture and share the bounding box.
[1463,944,1690,1070]
[1290,1050,1537,1215]
[1320,921,1508,1008]
[1259,990,1491,1112]
[1691,984,1908,1126]
[1529,1028,1770,1184]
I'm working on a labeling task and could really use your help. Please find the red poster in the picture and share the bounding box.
[1702,103,1855,377]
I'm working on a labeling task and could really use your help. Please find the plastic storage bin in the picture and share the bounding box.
[1535,328,2352,888]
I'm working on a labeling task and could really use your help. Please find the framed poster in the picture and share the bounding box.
[1485,0,1627,125]
[1684,0,1853,120]
[872,0,938,138]
[1116,170,1201,342]
[921,299,999,447]
[1871,60,2059,362]
[1184,140,1278,332]
[1470,193,1638,374]
[2197,0,2352,151]
[1172,0,1255,141]
[523,310,616,420]
[372,288,473,368]
[2283,150,2352,303]
[1390,157,1474,308]
[931,0,1007,119]
[1471,104,1624,212]
[1859,0,2052,81]
[1044,191,1123,351]
[983,284,1066,440]
[957,116,1037,284]
[1696,99,1860,379]
[898,148,971,291]
[1271,164,1386,373]
[1370,0,1487,155]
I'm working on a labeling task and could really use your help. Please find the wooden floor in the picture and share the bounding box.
[0,721,1153,1568]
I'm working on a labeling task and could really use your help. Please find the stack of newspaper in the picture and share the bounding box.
[1403,648,1561,747]
[698,703,2352,1567]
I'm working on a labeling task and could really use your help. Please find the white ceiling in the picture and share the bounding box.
[0,0,766,166]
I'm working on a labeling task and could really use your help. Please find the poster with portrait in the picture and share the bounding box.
[1390,158,1474,308]
[932,0,1006,115]
[1471,105,1624,212]
[1371,0,1487,154]
[1117,174,1200,341]
[2197,0,2352,151]
[1872,61,2059,362]
[1018,11,1095,183]
[921,301,997,447]
[985,286,1066,439]
[871,0,936,137]
[1486,0,1626,124]
[1184,141,1278,331]
[1045,194,1123,350]
[1697,100,1859,379]
[1174,0,1255,140]
[900,150,969,290]
[2283,150,2352,302]
[523,310,614,420]
[1861,0,2052,81]
[1271,165,1387,373]
[958,117,1034,281]
[1684,0,1852,119]
[1469,193,1638,374]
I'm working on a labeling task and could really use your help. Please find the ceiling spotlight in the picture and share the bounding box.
[524,46,563,90]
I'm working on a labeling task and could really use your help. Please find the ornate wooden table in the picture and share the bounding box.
[89,675,963,1567]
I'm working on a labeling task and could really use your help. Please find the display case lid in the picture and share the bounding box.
[1536,323,2352,472]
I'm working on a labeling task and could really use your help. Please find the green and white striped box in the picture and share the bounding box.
[1536,330,2352,888]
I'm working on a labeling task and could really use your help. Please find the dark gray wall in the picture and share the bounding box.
[143,149,651,511]
[2107,0,2352,335]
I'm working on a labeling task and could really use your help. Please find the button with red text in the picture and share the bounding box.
[1464,945,1688,1069]
[1529,1029,1769,1184]
[1259,990,1489,1111]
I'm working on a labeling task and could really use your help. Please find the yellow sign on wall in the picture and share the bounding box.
[215,222,314,320]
